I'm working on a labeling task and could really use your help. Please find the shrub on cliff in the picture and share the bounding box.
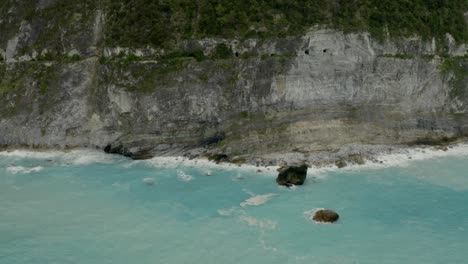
[104,0,467,48]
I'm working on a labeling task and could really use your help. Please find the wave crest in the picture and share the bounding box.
[177,170,194,182]
[6,166,43,174]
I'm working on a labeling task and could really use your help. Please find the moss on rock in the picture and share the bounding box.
[440,56,468,99]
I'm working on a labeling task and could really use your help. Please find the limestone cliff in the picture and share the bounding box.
[0,1,467,162]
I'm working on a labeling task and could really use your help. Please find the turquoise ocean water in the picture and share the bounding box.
[1,147,468,264]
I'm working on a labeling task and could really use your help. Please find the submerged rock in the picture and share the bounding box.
[312,209,339,223]
[276,165,308,186]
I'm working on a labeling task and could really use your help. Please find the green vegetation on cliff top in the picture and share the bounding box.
[104,0,467,48]
[1,0,466,51]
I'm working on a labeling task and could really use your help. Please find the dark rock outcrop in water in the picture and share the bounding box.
[312,209,340,223]
[276,165,308,186]
[335,160,347,168]
[208,153,229,164]
[104,144,153,160]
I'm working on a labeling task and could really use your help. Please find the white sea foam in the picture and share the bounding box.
[304,209,319,223]
[6,166,43,174]
[305,143,468,177]
[242,189,256,197]
[0,149,121,165]
[240,193,277,207]
[217,207,237,216]
[373,144,468,167]
[122,162,137,168]
[0,150,63,159]
[143,156,278,175]
[239,214,278,251]
[142,177,156,186]
[238,212,278,252]
[239,215,277,230]
[61,150,119,165]
[318,144,468,191]
[304,209,320,221]
[177,170,193,182]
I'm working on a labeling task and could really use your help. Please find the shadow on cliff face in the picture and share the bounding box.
[201,133,225,147]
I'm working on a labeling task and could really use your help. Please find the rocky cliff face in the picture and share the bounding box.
[1,2,467,162]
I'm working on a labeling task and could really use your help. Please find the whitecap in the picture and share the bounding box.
[217,207,237,216]
[62,150,118,165]
[122,161,139,168]
[304,143,468,179]
[142,177,156,186]
[6,166,43,174]
[0,150,62,159]
[303,209,320,221]
[239,215,277,230]
[177,170,193,182]
[240,193,277,207]
[278,184,298,190]
[143,156,278,175]
[242,189,256,197]
[303,144,468,191]
[361,143,468,170]
[372,144,468,168]
[0,149,122,166]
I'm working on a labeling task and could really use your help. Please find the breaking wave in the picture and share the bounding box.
[6,166,43,174]
[0,149,123,166]
[177,170,194,182]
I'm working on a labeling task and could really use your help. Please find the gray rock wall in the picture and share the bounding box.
[0,5,467,159]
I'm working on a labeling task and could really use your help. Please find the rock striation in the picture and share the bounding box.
[0,2,467,164]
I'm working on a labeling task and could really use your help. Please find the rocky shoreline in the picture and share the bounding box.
[2,139,464,169]
[198,142,460,168]
[101,132,467,168]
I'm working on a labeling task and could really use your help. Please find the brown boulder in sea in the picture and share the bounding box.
[312,209,340,223]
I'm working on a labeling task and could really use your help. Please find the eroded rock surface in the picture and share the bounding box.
[276,165,308,186]
[0,2,467,163]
